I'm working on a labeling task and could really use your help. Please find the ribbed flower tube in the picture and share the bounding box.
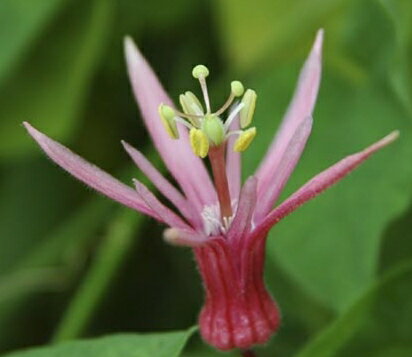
[195,236,280,350]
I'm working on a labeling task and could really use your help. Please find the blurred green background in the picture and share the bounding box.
[0,0,411,356]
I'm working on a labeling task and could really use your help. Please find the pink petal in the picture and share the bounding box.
[122,141,202,227]
[254,116,313,222]
[163,227,209,247]
[226,116,241,202]
[256,30,323,200]
[133,179,191,230]
[124,37,217,211]
[258,131,399,232]
[24,122,157,218]
[228,176,257,244]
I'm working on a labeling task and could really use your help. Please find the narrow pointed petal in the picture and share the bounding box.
[133,179,191,230]
[163,227,209,247]
[254,116,313,222]
[256,30,323,197]
[122,141,201,227]
[258,131,399,232]
[228,176,257,243]
[24,122,156,217]
[124,37,217,210]
[226,117,241,202]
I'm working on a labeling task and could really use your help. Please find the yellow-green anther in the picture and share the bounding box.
[158,104,179,139]
[202,114,225,146]
[190,128,209,158]
[179,92,204,123]
[192,64,209,79]
[231,81,244,97]
[234,127,257,152]
[240,89,257,128]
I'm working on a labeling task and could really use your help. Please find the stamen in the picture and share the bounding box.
[231,81,245,97]
[214,81,244,117]
[179,91,204,127]
[226,130,243,138]
[180,91,204,116]
[234,127,257,152]
[192,64,209,79]
[199,77,211,114]
[157,65,258,229]
[158,104,179,139]
[174,116,193,130]
[224,102,245,131]
[214,93,234,117]
[173,109,203,121]
[192,65,211,114]
[190,128,209,158]
[240,89,257,128]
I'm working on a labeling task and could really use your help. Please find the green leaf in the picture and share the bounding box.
[239,0,412,311]
[378,0,412,115]
[0,0,113,159]
[0,0,68,85]
[243,56,412,311]
[379,204,412,273]
[213,0,346,71]
[2,328,196,357]
[296,261,412,357]
[52,209,143,341]
[0,162,153,345]
[0,195,113,348]
[0,160,78,275]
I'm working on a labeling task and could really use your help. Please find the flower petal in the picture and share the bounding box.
[226,116,241,202]
[163,227,209,247]
[24,122,157,217]
[256,30,323,200]
[227,176,257,243]
[254,116,312,222]
[133,179,191,229]
[258,131,399,232]
[124,37,217,211]
[122,140,202,227]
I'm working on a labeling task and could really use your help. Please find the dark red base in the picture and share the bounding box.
[195,237,280,350]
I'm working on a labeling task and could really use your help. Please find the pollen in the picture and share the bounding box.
[158,104,179,139]
[240,89,257,128]
[190,128,209,158]
[234,127,257,152]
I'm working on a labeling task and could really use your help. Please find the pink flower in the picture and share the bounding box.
[24,30,398,351]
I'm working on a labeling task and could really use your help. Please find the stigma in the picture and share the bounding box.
[158,64,257,157]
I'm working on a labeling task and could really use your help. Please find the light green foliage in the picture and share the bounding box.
[240,0,412,311]
[2,328,196,357]
[0,0,68,85]
[213,0,347,71]
[0,0,112,159]
[297,262,412,357]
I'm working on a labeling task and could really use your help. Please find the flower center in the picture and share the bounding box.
[201,202,236,236]
[158,65,257,224]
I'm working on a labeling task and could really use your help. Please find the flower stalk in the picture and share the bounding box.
[208,144,233,220]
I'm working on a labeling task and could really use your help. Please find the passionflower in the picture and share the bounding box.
[24,30,398,353]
